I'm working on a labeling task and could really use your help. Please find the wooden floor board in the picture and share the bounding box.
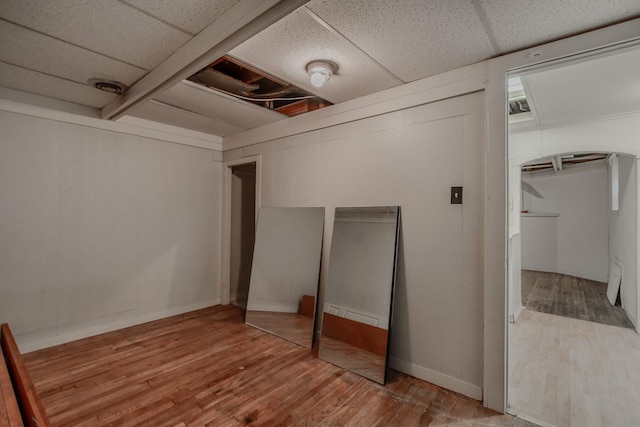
[521,270,633,329]
[24,305,533,426]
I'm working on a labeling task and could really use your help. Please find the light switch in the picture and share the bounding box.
[451,186,463,204]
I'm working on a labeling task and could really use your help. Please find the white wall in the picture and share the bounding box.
[0,110,222,352]
[508,164,523,322]
[508,233,522,322]
[608,155,637,326]
[510,115,640,332]
[520,214,559,273]
[521,166,609,282]
[226,91,484,400]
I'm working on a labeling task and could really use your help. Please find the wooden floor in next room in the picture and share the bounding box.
[24,305,535,426]
[520,269,633,329]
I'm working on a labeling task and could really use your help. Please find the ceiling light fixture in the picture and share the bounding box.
[306,61,337,88]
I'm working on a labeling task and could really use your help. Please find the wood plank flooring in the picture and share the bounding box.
[508,309,640,427]
[521,270,633,329]
[23,305,534,426]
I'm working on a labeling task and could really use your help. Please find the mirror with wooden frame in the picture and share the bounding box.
[318,206,400,384]
[245,207,325,348]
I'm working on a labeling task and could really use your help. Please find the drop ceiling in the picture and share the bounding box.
[512,46,640,132]
[1,0,639,139]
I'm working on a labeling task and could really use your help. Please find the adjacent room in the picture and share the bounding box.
[507,45,640,427]
[1,1,640,426]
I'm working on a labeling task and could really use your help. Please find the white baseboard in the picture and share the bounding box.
[16,299,220,353]
[389,356,482,401]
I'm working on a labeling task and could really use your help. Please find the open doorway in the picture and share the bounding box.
[506,43,640,426]
[221,156,261,310]
[229,162,257,309]
[518,153,634,328]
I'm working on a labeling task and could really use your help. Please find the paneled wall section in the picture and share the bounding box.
[226,92,485,399]
[0,111,222,352]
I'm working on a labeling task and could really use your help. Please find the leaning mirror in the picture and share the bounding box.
[318,206,400,384]
[245,207,325,348]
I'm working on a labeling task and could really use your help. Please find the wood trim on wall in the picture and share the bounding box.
[1,323,51,427]
[0,340,21,426]
[0,97,223,151]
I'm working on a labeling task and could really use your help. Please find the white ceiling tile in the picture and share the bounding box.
[1,0,191,70]
[230,8,403,104]
[127,101,245,136]
[122,0,242,35]
[0,63,117,108]
[479,0,640,53]
[0,21,147,87]
[155,81,285,129]
[306,0,496,83]
[523,47,640,126]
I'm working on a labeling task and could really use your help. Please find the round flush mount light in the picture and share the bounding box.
[88,78,128,94]
[306,61,337,88]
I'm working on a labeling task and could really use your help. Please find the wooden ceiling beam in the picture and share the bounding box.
[101,0,309,120]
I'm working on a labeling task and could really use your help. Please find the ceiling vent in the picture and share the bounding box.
[508,76,535,124]
[509,98,530,115]
[88,78,128,94]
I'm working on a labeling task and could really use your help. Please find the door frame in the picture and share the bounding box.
[220,155,262,305]
[503,42,640,420]
[483,20,640,411]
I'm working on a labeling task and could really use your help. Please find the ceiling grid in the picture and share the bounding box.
[0,0,638,137]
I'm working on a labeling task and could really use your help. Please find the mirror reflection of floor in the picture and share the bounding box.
[318,335,386,384]
[245,310,313,348]
[509,271,640,426]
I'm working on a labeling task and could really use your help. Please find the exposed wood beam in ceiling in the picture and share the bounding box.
[101,0,310,120]
[187,55,332,117]
[522,153,608,173]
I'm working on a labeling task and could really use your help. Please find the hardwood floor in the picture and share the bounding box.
[23,305,534,426]
[509,309,640,427]
[521,270,633,329]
